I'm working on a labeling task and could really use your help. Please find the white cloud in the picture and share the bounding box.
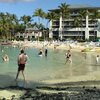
[0,0,35,2]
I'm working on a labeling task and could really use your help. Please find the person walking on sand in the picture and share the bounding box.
[65,50,72,64]
[15,49,28,81]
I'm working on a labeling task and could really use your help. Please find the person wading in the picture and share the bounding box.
[15,49,28,82]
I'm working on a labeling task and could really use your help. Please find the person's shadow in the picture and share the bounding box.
[0,74,48,89]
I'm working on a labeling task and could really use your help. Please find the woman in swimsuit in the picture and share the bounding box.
[65,50,72,64]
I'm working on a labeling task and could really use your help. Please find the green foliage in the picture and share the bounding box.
[0,6,99,42]
[58,2,70,18]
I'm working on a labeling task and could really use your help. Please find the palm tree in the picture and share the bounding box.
[0,12,9,41]
[0,12,5,39]
[20,15,32,29]
[78,9,90,41]
[76,10,86,40]
[20,15,32,40]
[58,2,70,40]
[33,8,45,41]
[91,9,100,41]
[9,14,19,40]
[33,8,45,24]
[73,17,82,40]
[45,12,58,39]
[79,9,100,41]
[46,12,58,27]
[4,13,17,40]
[58,2,70,18]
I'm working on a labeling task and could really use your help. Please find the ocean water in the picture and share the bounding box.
[0,45,99,87]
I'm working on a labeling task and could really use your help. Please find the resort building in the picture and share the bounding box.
[49,5,100,41]
[15,26,43,41]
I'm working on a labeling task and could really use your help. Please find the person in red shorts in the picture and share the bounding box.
[15,49,28,81]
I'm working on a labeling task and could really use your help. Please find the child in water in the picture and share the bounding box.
[3,54,9,62]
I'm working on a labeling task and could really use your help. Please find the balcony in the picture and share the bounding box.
[63,33,84,36]
[52,28,59,31]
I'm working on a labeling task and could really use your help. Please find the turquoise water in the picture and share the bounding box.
[0,45,99,87]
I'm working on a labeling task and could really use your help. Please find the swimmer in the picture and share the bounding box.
[38,49,43,56]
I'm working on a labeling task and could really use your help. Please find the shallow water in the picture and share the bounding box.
[0,45,99,87]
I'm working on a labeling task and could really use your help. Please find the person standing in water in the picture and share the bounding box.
[15,49,28,81]
[45,48,48,56]
[65,50,72,64]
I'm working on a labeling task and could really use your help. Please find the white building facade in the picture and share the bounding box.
[49,5,100,41]
[15,27,42,41]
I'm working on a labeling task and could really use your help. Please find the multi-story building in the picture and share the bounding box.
[49,5,100,41]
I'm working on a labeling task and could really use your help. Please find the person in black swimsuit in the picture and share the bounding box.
[65,50,72,64]
[45,48,48,56]
[38,49,43,56]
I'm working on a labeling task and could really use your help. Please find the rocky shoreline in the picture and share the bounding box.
[1,83,100,100]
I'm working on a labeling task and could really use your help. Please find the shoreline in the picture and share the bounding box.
[11,40,100,52]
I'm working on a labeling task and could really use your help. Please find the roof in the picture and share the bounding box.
[70,4,100,10]
[69,4,99,9]
[26,26,39,31]
[49,4,100,12]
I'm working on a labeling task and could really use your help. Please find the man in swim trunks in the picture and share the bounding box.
[15,49,28,81]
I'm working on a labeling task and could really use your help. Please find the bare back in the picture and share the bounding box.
[18,53,27,64]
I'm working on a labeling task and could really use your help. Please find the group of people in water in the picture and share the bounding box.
[1,46,48,83]
[1,45,100,86]
[15,47,48,82]
[65,49,100,65]
[65,45,100,65]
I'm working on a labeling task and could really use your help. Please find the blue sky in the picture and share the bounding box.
[0,0,99,23]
